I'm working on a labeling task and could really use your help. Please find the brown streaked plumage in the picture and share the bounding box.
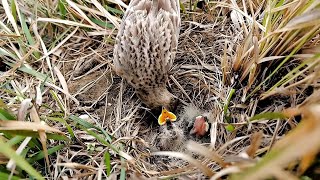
[113,0,180,110]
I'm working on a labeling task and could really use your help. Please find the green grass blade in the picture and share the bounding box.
[250,112,287,121]
[49,27,72,50]
[18,64,51,82]
[0,138,44,180]
[0,47,17,59]
[85,128,118,153]
[225,124,235,132]
[46,134,69,141]
[179,0,186,13]
[90,17,114,29]
[120,144,126,180]
[0,172,21,180]
[27,144,65,162]
[104,151,111,176]
[0,108,16,120]
[49,90,65,113]
[105,5,123,15]
[19,12,40,59]
[46,116,75,138]
[10,0,17,21]
[120,165,126,180]
[4,62,52,82]
[58,0,67,19]
[224,88,235,122]
[0,130,69,141]
[7,135,25,146]
[69,115,112,142]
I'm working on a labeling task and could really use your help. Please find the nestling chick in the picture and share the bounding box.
[156,122,185,151]
[113,0,181,110]
[190,115,209,137]
[177,105,212,138]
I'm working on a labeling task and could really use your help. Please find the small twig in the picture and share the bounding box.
[170,75,194,106]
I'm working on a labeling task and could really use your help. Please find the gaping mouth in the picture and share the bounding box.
[158,107,177,125]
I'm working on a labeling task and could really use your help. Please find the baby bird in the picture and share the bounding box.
[190,115,209,137]
[113,0,181,110]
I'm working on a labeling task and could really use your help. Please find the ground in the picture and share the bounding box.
[1,0,320,179]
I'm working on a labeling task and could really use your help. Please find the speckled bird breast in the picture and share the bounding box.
[113,0,180,90]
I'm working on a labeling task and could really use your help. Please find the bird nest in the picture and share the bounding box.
[63,8,292,178]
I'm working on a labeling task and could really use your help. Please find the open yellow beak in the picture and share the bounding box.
[158,107,177,125]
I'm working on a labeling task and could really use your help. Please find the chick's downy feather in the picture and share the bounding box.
[113,0,181,109]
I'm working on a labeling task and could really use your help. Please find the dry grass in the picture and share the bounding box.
[0,0,320,179]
